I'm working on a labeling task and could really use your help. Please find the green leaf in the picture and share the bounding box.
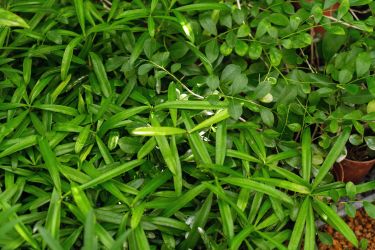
[61,36,82,80]
[206,74,220,90]
[269,47,282,66]
[337,0,350,19]
[260,108,274,127]
[174,11,195,44]
[132,127,186,136]
[45,188,61,240]
[80,159,144,190]
[314,199,358,247]
[228,100,243,120]
[363,201,375,219]
[73,0,86,35]
[253,177,311,194]
[356,52,371,77]
[38,136,61,192]
[248,42,262,60]
[174,3,230,12]
[83,209,97,250]
[302,128,312,182]
[89,52,112,97]
[221,177,294,205]
[367,77,375,96]
[268,13,289,26]
[313,127,351,189]
[37,226,64,250]
[346,182,357,200]
[178,193,213,249]
[345,203,356,218]
[205,40,219,63]
[318,232,333,245]
[304,202,316,250]
[0,8,29,28]
[215,121,227,165]
[288,197,310,249]
[189,109,230,133]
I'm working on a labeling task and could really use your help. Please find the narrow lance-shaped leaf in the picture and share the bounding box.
[229,225,255,250]
[215,121,227,165]
[0,110,29,144]
[129,32,149,66]
[155,100,228,110]
[221,177,294,205]
[83,209,98,250]
[178,193,213,249]
[71,182,92,215]
[137,137,156,159]
[313,199,358,247]
[186,41,213,74]
[132,127,186,136]
[23,57,32,85]
[96,135,114,164]
[170,135,183,195]
[150,114,178,175]
[246,128,266,162]
[168,82,178,126]
[174,3,231,12]
[189,109,230,133]
[73,0,86,35]
[89,52,112,97]
[302,128,312,182]
[252,177,311,194]
[174,11,195,44]
[45,188,61,240]
[0,8,30,28]
[288,197,310,250]
[61,36,82,80]
[80,159,145,190]
[37,226,64,250]
[51,74,72,103]
[38,136,61,192]
[98,106,149,136]
[182,111,212,164]
[163,183,207,217]
[218,198,234,240]
[75,124,91,153]
[304,202,316,250]
[312,127,351,189]
[0,135,37,159]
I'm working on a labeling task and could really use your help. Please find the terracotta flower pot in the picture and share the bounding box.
[333,158,375,183]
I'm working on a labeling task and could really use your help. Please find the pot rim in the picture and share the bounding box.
[341,157,375,164]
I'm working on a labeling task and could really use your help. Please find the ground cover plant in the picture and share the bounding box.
[1,0,375,249]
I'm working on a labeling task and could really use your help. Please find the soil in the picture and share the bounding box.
[319,208,375,250]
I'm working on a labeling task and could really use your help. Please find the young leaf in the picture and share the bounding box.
[0,8,29,28]
[337,0,349,19]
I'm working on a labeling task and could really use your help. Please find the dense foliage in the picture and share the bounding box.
[1,0,375,249]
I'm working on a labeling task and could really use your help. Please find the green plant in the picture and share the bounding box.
[1,0,375,249]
